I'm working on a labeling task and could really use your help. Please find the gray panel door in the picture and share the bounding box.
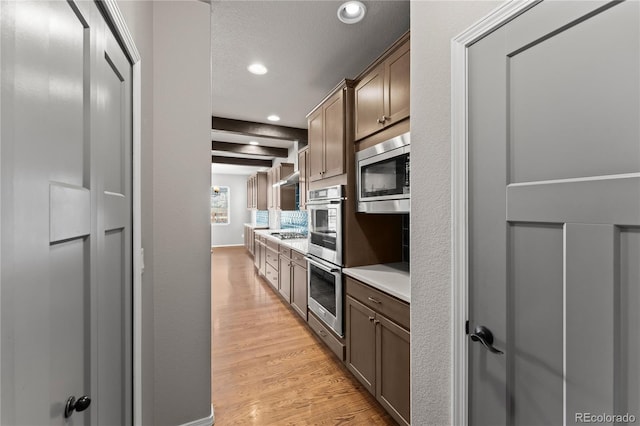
[468,1,640,425]
[0,1,133,424]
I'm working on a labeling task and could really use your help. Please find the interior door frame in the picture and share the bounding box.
[450,1,541,425]
[0,1,141,424]
[99,2,143,425]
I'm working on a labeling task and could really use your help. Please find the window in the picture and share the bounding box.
[211,186,230,225]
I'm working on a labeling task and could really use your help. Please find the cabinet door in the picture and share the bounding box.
[355,63,385,141]
[254,238,261,269]
[308,108,324,182]
[384,40,410,127]
[247,179,251,209]
[274,166,281,209]
[376,314,410,426]
[346,296,376,395]
[291,261,307,320]
[259,243,266,276]
[278,255,292,302]
[267,169,273,209]
[323,90,345,179]
[298,149,307,210]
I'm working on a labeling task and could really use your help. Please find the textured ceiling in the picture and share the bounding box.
[211,0,410,130]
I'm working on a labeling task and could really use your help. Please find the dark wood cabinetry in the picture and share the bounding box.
[346,276,410,426]
[254,235,266,276]
[278,246,292,302]
[267,163,296,210]
[298,147,309,210]
[290,251,307,320]
[246,171,268,210]
[355,33,410,141]
[278,247,307,318]
[265,239,279,289]
[307,80,355,184]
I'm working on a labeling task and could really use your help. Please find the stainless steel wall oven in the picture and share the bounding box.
[307,185,344,336]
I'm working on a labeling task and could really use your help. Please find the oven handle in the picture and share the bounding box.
[306,200,342,206]
[305,256,340,273]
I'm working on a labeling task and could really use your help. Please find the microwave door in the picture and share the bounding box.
[360,153,409,200]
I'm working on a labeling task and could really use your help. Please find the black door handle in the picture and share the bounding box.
[64,395,91,418]
[470,325,504,354]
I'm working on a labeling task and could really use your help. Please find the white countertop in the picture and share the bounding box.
[343,263,410,303]
[244,223,269,229]
[254,229,308,254]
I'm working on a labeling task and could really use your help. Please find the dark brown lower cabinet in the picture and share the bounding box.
[376,313,410,425]
[290,259,307,320]
[278,251,292,302]
[346,296,376,394]
[346,279,410,426]
[278,248,307,318]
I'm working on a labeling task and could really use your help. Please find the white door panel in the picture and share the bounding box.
[468,1,640,424]
[0,1,133,424]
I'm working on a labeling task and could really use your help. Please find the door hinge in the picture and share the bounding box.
[465,320,469,335]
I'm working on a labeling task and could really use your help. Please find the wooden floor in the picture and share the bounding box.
[211,246,396,425]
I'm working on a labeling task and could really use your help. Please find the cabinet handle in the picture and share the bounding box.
[381,115,389,122]
[319,329,327,337]
[368,316,375,322]
[368,296,382,304]
[377,117,385,124]
[374,319,380,325]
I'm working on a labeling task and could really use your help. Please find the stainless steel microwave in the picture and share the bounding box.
[355,132,410,213]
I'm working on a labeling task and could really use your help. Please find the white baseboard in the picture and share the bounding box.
[211,244,244,248]
[178,405,214,426]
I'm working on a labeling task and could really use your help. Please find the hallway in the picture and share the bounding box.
[211,247,395,424]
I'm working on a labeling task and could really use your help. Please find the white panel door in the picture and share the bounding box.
[468,1,640,425]
[0,1,133,424]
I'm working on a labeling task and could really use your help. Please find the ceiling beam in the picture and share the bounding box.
[211,141,288,158]
[212,116,307,143]
[211,155,272,167]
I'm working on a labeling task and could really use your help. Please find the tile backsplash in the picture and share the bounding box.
[280,210,308,232]
[255,210,269,226]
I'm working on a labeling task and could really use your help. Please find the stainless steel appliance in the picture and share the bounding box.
[307,185,344,336]
[356,132,410,213]
[307,185,343,266]
[306,255,343,336]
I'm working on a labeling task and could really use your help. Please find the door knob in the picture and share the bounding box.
[470,325,503,354]
[64,395,91,418]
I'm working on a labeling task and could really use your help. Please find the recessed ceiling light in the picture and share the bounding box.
[267,115,280,122]
[337,1,366,24]
[247,63,268,75]
[249,141,259,145]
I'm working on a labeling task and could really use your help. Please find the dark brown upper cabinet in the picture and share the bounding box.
[246,171,267,210]
[307,80,356,183]
[355,33,410,141]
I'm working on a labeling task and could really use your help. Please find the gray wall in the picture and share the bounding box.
[152,1,212,425]
[115,2,155,424]
[410,2,501,425]
[211,173,251,247]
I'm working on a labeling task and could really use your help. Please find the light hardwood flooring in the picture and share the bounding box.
[211,246,396,425]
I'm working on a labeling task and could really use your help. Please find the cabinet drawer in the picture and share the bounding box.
[308,313,345,361]
[291,249,306,266]
[265,263,278,288]
[279,245,291,257]
[346,276,410,330]
[265,247,279,269]
[266,238,279,251]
